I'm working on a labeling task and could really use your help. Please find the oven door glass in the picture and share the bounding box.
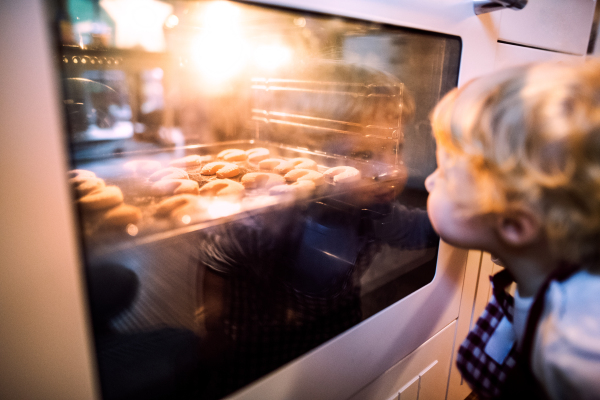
[54,1,460,398]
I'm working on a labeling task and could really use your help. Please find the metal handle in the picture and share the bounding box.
[474,0,527,15]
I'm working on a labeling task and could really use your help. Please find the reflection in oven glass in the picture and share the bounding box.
[54,0,459,398]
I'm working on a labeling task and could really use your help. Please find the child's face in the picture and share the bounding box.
[424,148,495,250]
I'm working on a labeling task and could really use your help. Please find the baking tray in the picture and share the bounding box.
[74,140,403,257]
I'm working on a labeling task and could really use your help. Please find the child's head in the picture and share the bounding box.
[427,60,600,265]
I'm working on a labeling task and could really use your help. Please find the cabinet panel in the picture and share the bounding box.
[347,320,457,400]
[497,0,595,55]
[494,42,585,71]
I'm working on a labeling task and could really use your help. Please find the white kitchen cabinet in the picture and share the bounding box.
[497,0,596,55]
[494,42,585,70]
[347,320,457,400]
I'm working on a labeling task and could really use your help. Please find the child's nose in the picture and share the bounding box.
[424,169,437,193]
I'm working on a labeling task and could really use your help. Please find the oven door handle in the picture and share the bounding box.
[474,0,528,15]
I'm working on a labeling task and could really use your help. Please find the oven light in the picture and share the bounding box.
[191,33,248,85]
[189,1,250,87]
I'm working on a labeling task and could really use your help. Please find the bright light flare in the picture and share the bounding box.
[253,44,292,71]
[190,2,249,87]
[207,199,241,218]
[165,14,179,29]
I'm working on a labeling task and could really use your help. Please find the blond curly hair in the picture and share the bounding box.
[431,60,600,265]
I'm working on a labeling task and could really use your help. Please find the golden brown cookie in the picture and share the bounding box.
[246,148,270,163]
[323,166,361,184]
[241,172,287,189]
[258,158,289,173]
[68,169,96,187]
[217,149,247,162]
[149,167,189,182]
[75,177,106,198]
[269,180,316,197]
[168,155,209,168]
[201,161,240,178]
[79,186,124,211]
[151,179,199,196]
[286,157,317,171]
[155,194,200,218]
[199,179,245,197]
[284,169,325,186]
[124,160,162,176]
[102,204,142,227]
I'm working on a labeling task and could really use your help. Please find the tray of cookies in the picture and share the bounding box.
[71,140,403,255]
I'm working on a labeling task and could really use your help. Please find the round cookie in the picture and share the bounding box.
[242,172,286,189]
[269,180,316,197]
[68,169,95,180]
[274,157,317,174]
[323,166,361,184]
[258,158,289,173]
[199,179,245,197]
[246,148,270,163]
[68,169,96,187]
[124,160,162,176]
[217,149,247,162]
[102,204,142,227]
[149,167,189,182]
[155,194,200,218]
[75,177,106,198]
[284,169,325,186]
[169,155,209,168]
[79,186,124,211]
[151,179,199,196]
[201,161,240,178]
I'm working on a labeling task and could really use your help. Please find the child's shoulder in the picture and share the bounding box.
[533,269,600,399]
[544,269,600,340]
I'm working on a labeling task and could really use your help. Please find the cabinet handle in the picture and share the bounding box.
[474,0,527,15]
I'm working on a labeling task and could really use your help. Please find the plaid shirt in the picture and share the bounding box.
[456,270,518,399]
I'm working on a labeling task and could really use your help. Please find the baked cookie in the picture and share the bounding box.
[79,186,124,211]
[201,161,240,178]
[151,179,199,196]
[217,149,247,162]
[75,177,106,198]
[323,166,361,184]
[124,160,162,176]
[169,155,209,168]
[274,157,317,174]
[199,179,245,197]
[155,194,200,218]
[284,169,325,186]
[246,148,270,163]
[102,204,142,227]
[269,180,316,197]
[258,158,289,172]
[241,172,286,189]
[68,169,96,187]
[149,167,189,182]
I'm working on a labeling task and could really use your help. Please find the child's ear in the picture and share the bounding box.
[495,208,541,247]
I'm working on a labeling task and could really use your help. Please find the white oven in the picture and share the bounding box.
[0,1,594,399]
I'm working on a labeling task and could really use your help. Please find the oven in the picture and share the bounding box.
[1,0,592,399]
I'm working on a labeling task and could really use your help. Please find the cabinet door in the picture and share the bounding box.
[347,320,457,400]
[494,42,585,74]
[497,0,596,55]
